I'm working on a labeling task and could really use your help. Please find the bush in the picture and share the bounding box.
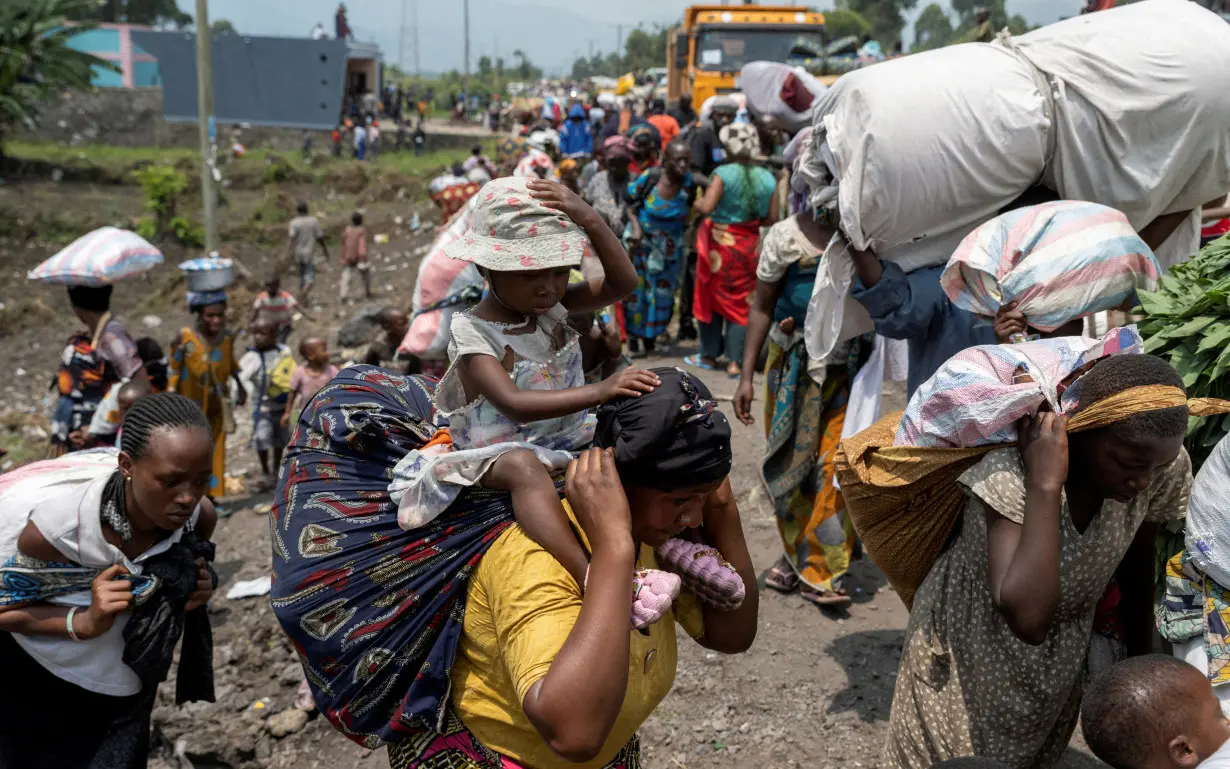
[169,216,205,248]
[132,165,188,217]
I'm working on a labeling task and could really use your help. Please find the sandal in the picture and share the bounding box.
[683,353,717,371]
[799,583,853,608]
[657,538,745,611]
[764,556,800,593]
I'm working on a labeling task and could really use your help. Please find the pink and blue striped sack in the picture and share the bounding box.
[27,227,163,287]
[941,201,1160,331]
[895,326,1143,448]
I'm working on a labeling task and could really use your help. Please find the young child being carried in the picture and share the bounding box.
[391,177,722,628]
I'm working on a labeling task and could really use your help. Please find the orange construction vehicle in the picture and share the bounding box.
[666,5,827,109]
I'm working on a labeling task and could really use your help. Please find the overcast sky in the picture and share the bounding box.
[185,0,1084,75]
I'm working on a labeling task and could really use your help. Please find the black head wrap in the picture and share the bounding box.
[595,367,732,490]
[67,284,113,313]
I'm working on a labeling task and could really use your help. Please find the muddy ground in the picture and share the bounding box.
[0,167,1104,769]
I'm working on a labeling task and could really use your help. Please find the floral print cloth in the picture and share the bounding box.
[389,305,596,529]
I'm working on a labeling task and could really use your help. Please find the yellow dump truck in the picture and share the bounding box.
[666,5,827,108]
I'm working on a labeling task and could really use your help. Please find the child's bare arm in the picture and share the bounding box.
[464,354,658,424]
[524,180,637,313]
[282,391,298,426]
[484,449,589,587]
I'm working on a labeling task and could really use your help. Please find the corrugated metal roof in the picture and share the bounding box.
[130,31,355,130]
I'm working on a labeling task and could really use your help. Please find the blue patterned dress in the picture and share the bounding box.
[623,171,695,340]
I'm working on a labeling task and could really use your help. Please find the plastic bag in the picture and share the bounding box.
[28,227,163,287]
[941,201,1160,331]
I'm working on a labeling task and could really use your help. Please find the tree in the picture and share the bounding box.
[510,49,541,81]
[1,0,117,159]
[211,18,237,35]
[912,3,953,49]
[846,0,919,47]
[72,0,191,28]
[477,55,492,79]
[825,9,874,40]
[623,26,668,71]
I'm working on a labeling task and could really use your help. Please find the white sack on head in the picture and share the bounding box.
[1015,0,1230,235]
[740,62,826,134]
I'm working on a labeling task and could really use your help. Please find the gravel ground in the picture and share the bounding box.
[0,177,1105,769]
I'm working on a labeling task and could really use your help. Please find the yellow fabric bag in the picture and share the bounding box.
[835,386,1230,609]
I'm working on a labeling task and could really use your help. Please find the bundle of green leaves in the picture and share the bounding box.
[1137,233,1230,471]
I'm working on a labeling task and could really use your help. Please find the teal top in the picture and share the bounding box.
[710,163,776,224]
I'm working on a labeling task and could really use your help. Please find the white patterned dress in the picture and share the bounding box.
[887,447,1191,769]
[389,305,596,530]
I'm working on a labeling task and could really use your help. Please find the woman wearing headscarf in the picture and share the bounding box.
[0,393,218,769]
[168,291,246,499]
[687,121,778,378]
[623,140,700,358]
[51,286,150,456]
[583,136,636,236]
[270,366,758,767]
[732,129,868,606]
[886,354,1201,768]
[627,123,660,177]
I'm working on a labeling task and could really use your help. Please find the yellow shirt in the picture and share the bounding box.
[451,507,704,769]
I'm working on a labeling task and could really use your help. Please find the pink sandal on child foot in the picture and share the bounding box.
[656,538,746,611]
[585,566,681,629]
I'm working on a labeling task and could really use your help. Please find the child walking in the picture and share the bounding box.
[390,177,731,628]
[250,274,311,344]
[240,320,296,485]
[340,211,373,300]
[283,337,340,427]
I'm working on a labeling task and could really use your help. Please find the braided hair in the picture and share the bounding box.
[119,392,210,460]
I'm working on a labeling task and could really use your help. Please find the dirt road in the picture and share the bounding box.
[0,175,1104,769]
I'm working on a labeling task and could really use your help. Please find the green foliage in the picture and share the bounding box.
[912,3,954,50]
[211,18,237,35]
[571,26,669,82]
[134,215,157,241]
[69,0,191,28]
[845,0,919,48]
[0,0,118,149]
[825,9,875,41]
[169,216,204,248]
[132,165,187,216]
[1137,234,1230,471]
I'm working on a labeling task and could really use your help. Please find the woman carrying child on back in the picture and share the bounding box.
[390,176,742,625]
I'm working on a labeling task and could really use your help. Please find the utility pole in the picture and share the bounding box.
[398,0,406,71]
[463,0,471,82]
[193,0,218,254]
[411,0,420,76]
[616,25,623,60]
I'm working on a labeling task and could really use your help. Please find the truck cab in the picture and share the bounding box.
[667,5,827,110]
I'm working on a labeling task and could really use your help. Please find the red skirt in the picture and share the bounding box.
[693,219,760,327]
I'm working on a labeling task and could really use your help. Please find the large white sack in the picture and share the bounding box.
[740,62,826,134]
[1187,433,1230,590]
[810,42,1049,254]
[1016,0,1230,233]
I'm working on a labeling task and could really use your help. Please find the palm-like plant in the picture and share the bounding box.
[0,0,117,157]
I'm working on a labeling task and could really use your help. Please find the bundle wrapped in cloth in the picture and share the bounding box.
[835,327,1211,608]
[739,62,827,134]
[400,195,484,361]
[802,0,1230,361]
[941,201,1161,331]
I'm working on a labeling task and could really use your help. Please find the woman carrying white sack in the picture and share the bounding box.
[1158,431,1230,717]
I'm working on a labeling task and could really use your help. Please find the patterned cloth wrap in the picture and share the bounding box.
[941,201,1161,331]
[402,196,484,360]
[270,365,537,749]
[895,326,1143,448]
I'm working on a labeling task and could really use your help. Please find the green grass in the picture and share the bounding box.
[4,139,492,184]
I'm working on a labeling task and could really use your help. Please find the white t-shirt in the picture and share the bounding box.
[13,472,199,696]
